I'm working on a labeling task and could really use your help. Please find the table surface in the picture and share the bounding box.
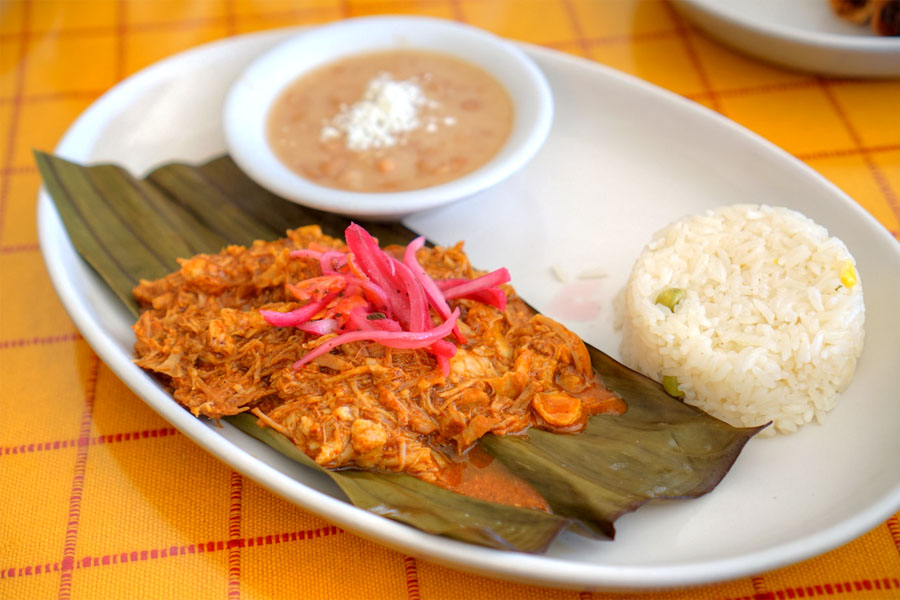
[2,1,899,598]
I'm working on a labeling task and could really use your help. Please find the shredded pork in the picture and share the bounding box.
[133,226,624,483]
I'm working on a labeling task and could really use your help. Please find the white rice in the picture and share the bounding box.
[619,204,865,435]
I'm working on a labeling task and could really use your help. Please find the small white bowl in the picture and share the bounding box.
[223,16,553,220]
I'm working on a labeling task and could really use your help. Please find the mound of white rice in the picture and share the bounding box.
[620,204,865,435]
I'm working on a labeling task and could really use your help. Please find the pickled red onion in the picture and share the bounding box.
[293,309,461,370]
[439,268,510,299]
[403,236,466,344]
[266,224,509,376]
[297,318,337,336]
[260,293,338,328]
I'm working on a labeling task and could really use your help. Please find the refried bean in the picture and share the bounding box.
[267,50,514,192]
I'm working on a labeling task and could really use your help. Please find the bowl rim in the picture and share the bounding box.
[222,15,554,219]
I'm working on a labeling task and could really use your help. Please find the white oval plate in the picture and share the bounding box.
[38,28,900,591]
[673,0,900,77]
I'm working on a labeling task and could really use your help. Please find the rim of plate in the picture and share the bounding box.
[36,27,900,591]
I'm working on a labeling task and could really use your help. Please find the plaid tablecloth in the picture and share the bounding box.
[2,1,899,598]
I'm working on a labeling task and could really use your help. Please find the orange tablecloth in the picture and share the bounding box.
[2,1,899,598]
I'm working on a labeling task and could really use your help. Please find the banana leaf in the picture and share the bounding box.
[35,150,763,553]
[227,412,568,552]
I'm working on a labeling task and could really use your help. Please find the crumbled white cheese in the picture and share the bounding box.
[320,125,340,141]
[321,73,436,151]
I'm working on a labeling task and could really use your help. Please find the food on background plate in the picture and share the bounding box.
[829,0,900,36]
[267,50,513,192]
[871,0,900,34]
[133,222,625,499]
[830,0,878,23]
[621,204,865,435]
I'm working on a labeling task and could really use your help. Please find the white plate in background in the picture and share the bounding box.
[674,0,900,77]
[37,28,900,590]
